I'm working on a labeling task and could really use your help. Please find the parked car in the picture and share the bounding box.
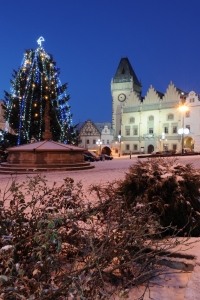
[99,154,113,161]
[84,151,100,161]
[162,150,176,155]
[151,151,162,156]
[84,153,96,162]
[151,150,175,157]
[176,148,197,155]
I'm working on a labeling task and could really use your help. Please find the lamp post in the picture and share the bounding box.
[178,104,189,155]
[118,134,121,157]
[96,139,102,155]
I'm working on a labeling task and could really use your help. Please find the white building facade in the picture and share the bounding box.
[77,119,114,155]
[111,58,200,155]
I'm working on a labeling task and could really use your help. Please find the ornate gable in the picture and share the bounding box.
[124,90,141,107]
[162,81,180,102]
[143,85,162,104]
[80,120,100,135]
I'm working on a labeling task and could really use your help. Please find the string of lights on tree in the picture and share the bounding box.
[3,37,77,145]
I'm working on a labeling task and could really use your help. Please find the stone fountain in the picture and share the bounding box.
[0,102,94,173]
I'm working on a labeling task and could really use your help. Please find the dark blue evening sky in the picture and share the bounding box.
[0,0,200,125]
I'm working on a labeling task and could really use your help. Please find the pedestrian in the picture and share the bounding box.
[130,151,132,159]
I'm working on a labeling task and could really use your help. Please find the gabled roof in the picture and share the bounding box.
[77,120,114,135]
[113,57,141,86]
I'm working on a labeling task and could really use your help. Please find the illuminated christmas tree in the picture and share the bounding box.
[2,37,77,145]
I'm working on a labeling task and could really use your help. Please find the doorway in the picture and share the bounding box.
[148,144,154,154]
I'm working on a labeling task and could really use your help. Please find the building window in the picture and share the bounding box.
[107,140,109,144]
[79,139,82,144]
[126,144,130,151]
[126,128,130,135]
[186,125,190,132]
[130,117,135,123]
[164,127,168,134]
[185,111,190,118]
[149,115,154,121]
[167,113,174,120]
[102,140,105,144]
[133,144,138,151]
[163,144,168,151]
[133,128,138,135]
[105,129,107,133]
[172,126,177,133]
[149,128,153,134]
[93,139,96,144]
[86,139,89,144]
[172,144,177,151]
[189,98,195,103]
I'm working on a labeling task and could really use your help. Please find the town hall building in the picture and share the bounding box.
[111,57,200,155]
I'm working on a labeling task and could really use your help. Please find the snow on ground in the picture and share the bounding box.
[1,155,200,195]
[1,155,200,299]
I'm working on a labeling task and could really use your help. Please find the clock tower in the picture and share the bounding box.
[111,57,142,139]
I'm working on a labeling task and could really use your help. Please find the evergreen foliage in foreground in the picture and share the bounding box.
[1,45,78,145]
[118,157,200,236]
[0,158,198,299]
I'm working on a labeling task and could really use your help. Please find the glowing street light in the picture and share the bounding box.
[118,134,121,157]
[96,139,102,154]
[178,103,189,155]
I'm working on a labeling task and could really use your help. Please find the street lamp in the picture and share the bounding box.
[118,134,121,157]
[96,139,102,154]
[178,104,189,155]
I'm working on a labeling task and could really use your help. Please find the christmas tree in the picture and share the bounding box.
[2,37,77,145]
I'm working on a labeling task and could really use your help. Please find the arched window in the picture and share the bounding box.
[129,117,135,123]
[149,115,154,121]
[167,113,174,120]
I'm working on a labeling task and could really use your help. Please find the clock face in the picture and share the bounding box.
[118,93,126,102]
